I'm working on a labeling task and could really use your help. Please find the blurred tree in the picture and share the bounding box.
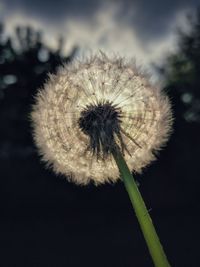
[156,8,200,183]
[0,24,77,158]
[158,8,200,123]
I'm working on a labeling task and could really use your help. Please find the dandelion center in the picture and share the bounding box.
[78,101,123,157]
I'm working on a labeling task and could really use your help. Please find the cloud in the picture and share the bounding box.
[2,0,199,37]
[1,0,198,79]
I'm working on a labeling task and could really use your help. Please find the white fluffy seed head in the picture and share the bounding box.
[31,54,173,185]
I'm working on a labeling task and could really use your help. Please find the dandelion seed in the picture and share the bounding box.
[31,54,172,185]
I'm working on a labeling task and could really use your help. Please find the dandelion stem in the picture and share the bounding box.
[112,147,171,267]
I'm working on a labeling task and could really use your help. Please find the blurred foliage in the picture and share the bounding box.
[0,24,77,158]
[158,8,200,124]
[156,8,200,182]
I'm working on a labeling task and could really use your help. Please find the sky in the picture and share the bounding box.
[0,0,199,75]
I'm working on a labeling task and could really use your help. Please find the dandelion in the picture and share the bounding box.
[31,54,172,185]
[31,54,172,267]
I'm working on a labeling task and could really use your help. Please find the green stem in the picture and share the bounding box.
[112,148,171,267]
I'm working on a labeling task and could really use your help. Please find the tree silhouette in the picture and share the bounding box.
[0,24,77,155]
[158,8,200,123]
[157,8,200,183]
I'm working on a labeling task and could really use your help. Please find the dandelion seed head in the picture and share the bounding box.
[31,54,172,185]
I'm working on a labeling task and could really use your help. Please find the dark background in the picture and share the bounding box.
[1,3,200,267]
